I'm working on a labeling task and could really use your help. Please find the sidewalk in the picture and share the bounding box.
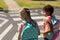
[4,0,20,10]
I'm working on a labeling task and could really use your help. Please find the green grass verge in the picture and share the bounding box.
[0,0,8,10]
[15,0,41,8]
[15,0,60,8]
[40,1,60,8]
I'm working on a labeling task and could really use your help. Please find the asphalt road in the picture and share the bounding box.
[0,8,60,40]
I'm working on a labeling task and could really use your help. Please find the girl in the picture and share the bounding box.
[40,5,60,40]
[18,8,40,40]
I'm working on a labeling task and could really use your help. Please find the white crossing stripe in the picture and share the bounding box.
[12,16,44,21]
[17,21,43,27]
[0,12,4,13]
[0,14,7,17]
[31,16,44,20]
[0,24,13,40]
[17,23,20,27]
[17,15,60,26]
[55,15,60,19]
[8,10,19,13]
[9,13,39,17]
[13,18,21,21]
[12,32,18,40]
[31,13,39,15]
[0,18,9,27]
[35,9,39,12]
[10,14,19,16]
[31,15,60,20]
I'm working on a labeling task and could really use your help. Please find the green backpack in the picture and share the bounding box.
[46,16,58,40]
[21,20,39,40]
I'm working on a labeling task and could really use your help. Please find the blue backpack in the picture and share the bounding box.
[51,16,58,25]
[21,20,39,40]
[46,16,58,40]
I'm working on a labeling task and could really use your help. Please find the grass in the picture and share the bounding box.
[40,1,60,8]
[15,0,41,8]
[0,0,8,10]
[15,0,60,8]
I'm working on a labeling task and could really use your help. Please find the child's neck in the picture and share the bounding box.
[26,18,32,23]
[45,15,52,17]
[27,18,31,21]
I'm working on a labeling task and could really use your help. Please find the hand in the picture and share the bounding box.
[18,37,20,40]
[40,30,44,34]
[18,32,20,40]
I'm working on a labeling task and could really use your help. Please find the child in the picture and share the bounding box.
[40,5,60,40]
[18,8,40,40]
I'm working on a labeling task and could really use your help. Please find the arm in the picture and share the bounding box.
[18,32,20,40]
[40,17,52,34]
[40,22,51,34]
[17,23,24,40]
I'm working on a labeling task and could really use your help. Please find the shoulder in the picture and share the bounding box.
[32,20,39,26]
[19,23,24,27]
[18,22,24,32]
[32,20,37,24]
[46,16,52,20]
[44,16,52,22]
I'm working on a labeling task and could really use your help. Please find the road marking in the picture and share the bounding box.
[0,18,9,27]
[8,11,18,13]
[31,16,44,20]
[13,15,60,25]
[35,9,39,12]
[10,14,19,16]
[9,13,39,16]
[31,15,60,20]
[0,12,4,13]
[55,15,60,19]
[0,24,13,40]
[17,23,20,26]
[0,14,7,17]
[13,18,21,21]
[17,21,43,27]
[30,10,33,13]
[31,13,39,15]
[12,32,18,40]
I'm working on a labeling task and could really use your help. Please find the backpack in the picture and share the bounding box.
[51,16,58,25]
[51,16,60,32]
[21,20,39,40]
[46,16,60,40]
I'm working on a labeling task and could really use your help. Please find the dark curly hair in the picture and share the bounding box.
[24,8,30,16]
[43,5,54,15]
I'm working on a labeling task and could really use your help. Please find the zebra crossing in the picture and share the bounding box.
[0,9,60,40]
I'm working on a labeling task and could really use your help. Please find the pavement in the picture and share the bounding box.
[4,0,20,10]
[0,8,60,40]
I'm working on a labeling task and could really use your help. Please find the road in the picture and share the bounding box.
[0,8,60,40]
